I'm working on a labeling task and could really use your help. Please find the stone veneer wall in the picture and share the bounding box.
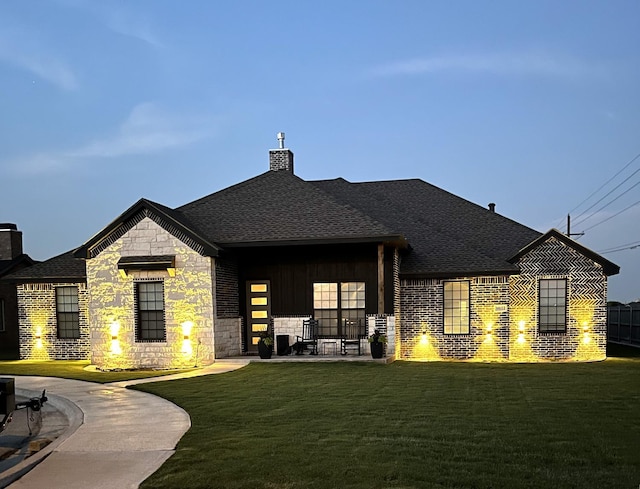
[213,317,242,358]
[86,217,215,369]
[272,316,310,353]
[399,276,510,361]
[510,237,607,361]
[17,282,90,360]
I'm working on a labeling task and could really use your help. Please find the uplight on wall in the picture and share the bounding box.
[420,330,428,345]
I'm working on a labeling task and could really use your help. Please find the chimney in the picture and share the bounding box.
[269,132,294,173]
[488,203,496,213]
[0,223,23,260]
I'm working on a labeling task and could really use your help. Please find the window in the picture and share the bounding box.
[443,281,470,334]
[136,281,166,341]
[0,299,5,332]
[56,287,80,339]
[313,282,365,336]
[539,279,567,333]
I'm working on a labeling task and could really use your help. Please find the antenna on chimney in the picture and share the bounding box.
[277,132,285,149]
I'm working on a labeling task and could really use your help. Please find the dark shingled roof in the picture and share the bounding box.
[3,251,86,283]
[311,177,543,277]
[177,171,404,246]
[0,254,37,277]
[20,163,618,280]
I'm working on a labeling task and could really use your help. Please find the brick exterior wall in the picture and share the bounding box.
[215,257,240,317]
[398,236,608,362]
[509,236,607,361]
[400,276,510,361]
[17,282,90,360]
[86,217,216,369]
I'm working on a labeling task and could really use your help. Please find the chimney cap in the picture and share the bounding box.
[277,132,285,149]
[488,203,496,212]
[0,223,18,230]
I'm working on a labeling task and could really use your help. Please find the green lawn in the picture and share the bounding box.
[135,354,640,489]
[0,360,194,383]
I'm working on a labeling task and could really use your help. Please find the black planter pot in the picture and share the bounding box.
[258,341,273,359]
[370,341,384,359]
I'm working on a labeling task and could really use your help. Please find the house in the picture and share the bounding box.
[0,224,36,359]
[5,135,619,368]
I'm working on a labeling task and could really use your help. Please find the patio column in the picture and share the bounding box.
[377,244,384,315]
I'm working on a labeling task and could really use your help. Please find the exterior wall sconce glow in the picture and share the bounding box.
[486,323,493,334]
[182,321,193,340]
[518,320,526,333]
[420,330,428,345]
[582,322,589,332]
[34,327,43,349]
[110,321,120,340]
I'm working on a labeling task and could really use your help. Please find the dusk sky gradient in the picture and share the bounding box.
[1,1,639,301]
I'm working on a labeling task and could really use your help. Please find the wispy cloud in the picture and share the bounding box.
[0,19,78,90]
[106,10,163,48]
[371,51,606,80]
[58,0,163,48]
[8,103,217,176]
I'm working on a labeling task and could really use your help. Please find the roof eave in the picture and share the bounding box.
[400,267,520,280]
[218,235,408,249]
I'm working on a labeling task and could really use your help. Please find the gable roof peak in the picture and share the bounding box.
[509,228,620,276]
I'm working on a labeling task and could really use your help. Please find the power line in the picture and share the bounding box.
[569,151,640,218]
[598,239,640,253]
[572,178,640,228]
[599,243,640,254]
[582,198,640,232]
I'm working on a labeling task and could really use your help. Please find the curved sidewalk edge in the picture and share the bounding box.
[3,360,248,489]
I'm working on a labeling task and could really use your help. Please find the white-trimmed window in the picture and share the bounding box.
[443,281,470,334]
[56,286,80,339]
[539,279,567,333]
[136,281,166,342]
[313,282,365,336]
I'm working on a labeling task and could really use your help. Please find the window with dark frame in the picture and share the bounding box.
[313,282,365,336]
[136,281,166,342]
[0,299,5,332]
[443,281,470,334]
[539,279,567,333]
[56,286,80,339]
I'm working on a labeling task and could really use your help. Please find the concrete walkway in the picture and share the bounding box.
[1,360,249,489]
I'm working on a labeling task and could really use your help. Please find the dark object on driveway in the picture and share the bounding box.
[1,378,48,435]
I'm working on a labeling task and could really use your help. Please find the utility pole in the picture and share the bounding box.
[566,214,585,239]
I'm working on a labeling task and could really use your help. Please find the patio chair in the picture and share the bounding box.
[295,319,318,355]
[341,319,366,355]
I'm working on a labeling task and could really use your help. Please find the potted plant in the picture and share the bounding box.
[368,329,387,359]
[257,332,274,359]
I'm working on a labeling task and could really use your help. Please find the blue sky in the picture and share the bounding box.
[1,0,639,301]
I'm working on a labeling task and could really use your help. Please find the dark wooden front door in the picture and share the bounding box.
[246,280,271,352]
